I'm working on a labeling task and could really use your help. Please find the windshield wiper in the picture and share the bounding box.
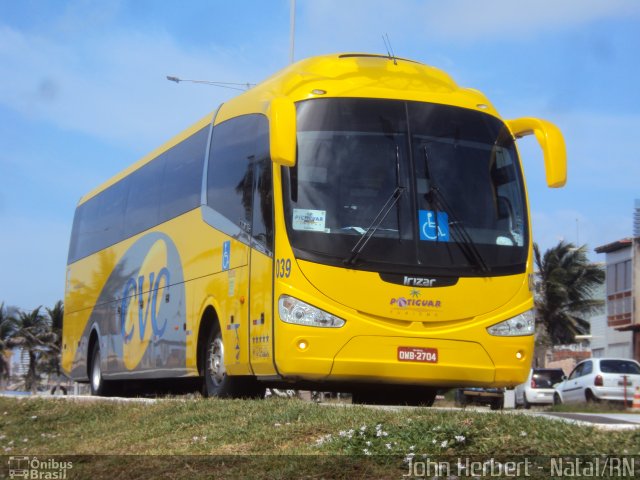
[344,186,405,266]
[422,146,489,273]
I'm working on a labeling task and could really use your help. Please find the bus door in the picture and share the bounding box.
[248,157,277,375]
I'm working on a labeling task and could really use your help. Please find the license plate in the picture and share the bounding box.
[397,346,438,363]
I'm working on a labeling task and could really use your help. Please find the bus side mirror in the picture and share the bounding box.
[506,117,567,188]
[269,96,296,167]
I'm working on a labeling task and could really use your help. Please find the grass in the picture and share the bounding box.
[0,396,638,479]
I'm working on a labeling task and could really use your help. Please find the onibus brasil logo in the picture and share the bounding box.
[8,456,73,479]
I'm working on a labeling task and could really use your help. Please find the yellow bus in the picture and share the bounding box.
[62,53,566,404]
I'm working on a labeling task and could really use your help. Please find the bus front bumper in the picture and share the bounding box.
[275,335,531,388]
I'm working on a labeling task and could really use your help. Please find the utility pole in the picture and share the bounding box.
[289,0,296,64]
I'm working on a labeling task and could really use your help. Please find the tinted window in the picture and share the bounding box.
[96,179,129,248]
[600,360,640,374]
[282,98,528,277]
[123,158,164,238]
[207,115,260,233]
[68,194,101,264]
[250,120,273,254]
[67,127,208,264]
[581,361,593,375]
[68,179,129,264]
[159,127,208,222]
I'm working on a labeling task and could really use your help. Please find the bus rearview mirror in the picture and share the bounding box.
[507,117,567,188]
[269,96,296,167]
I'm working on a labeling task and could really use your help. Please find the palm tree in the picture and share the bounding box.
[8,307,56,392]
[0,302,18,388]
[534,241,604,346]
[41,301,64,378]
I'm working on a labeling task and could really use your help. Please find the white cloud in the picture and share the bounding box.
[421,0,640,40]
[0,24,262,150]
[297,0,640,50]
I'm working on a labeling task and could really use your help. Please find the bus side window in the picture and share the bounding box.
[159,127,208,223]
[207,115,260,236]
[69,197,101,264]
[96,179,129,249]
[67,127,208,264]
[250,118,274,255]
[123,158,164,239]
[68,179,129,264]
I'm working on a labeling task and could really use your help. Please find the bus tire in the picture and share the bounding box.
[203,326,264,399]
[89,344,111,396]
[50,385,67,395]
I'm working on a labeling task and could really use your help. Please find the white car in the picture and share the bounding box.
[515,368,565,408]
[553,358,640,404]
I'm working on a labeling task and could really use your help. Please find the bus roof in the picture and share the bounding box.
[79,53,497,205]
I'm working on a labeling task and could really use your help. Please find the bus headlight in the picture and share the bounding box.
[278,295,345,328]
[487,310,534,336]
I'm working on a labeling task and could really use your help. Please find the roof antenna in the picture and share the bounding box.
[382,33,397,65]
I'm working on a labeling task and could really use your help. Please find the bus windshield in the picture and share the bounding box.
[282,98,528,276]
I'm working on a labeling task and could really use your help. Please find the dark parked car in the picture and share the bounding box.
[455,387,503,410]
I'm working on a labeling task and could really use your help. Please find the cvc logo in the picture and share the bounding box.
[120,267,170,344]
[89,234,184,372]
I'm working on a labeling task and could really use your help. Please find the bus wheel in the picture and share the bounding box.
[203,327,264,399]
[89,344,110,396]
[50,385,67,395]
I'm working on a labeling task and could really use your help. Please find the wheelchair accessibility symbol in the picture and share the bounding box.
[222,240,231,271]
[419,210,449,242]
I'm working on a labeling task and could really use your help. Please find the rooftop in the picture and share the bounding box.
[594,238,633,254]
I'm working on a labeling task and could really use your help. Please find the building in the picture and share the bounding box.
[10,348,29,378]
[594,238,639,361]
[544,343,591,375]
[634,199,640,237]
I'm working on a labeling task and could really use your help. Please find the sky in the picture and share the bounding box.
[1,0,639,311]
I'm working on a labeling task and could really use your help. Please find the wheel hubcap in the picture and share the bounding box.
[208,336,226,385]
[92,355,101,391]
